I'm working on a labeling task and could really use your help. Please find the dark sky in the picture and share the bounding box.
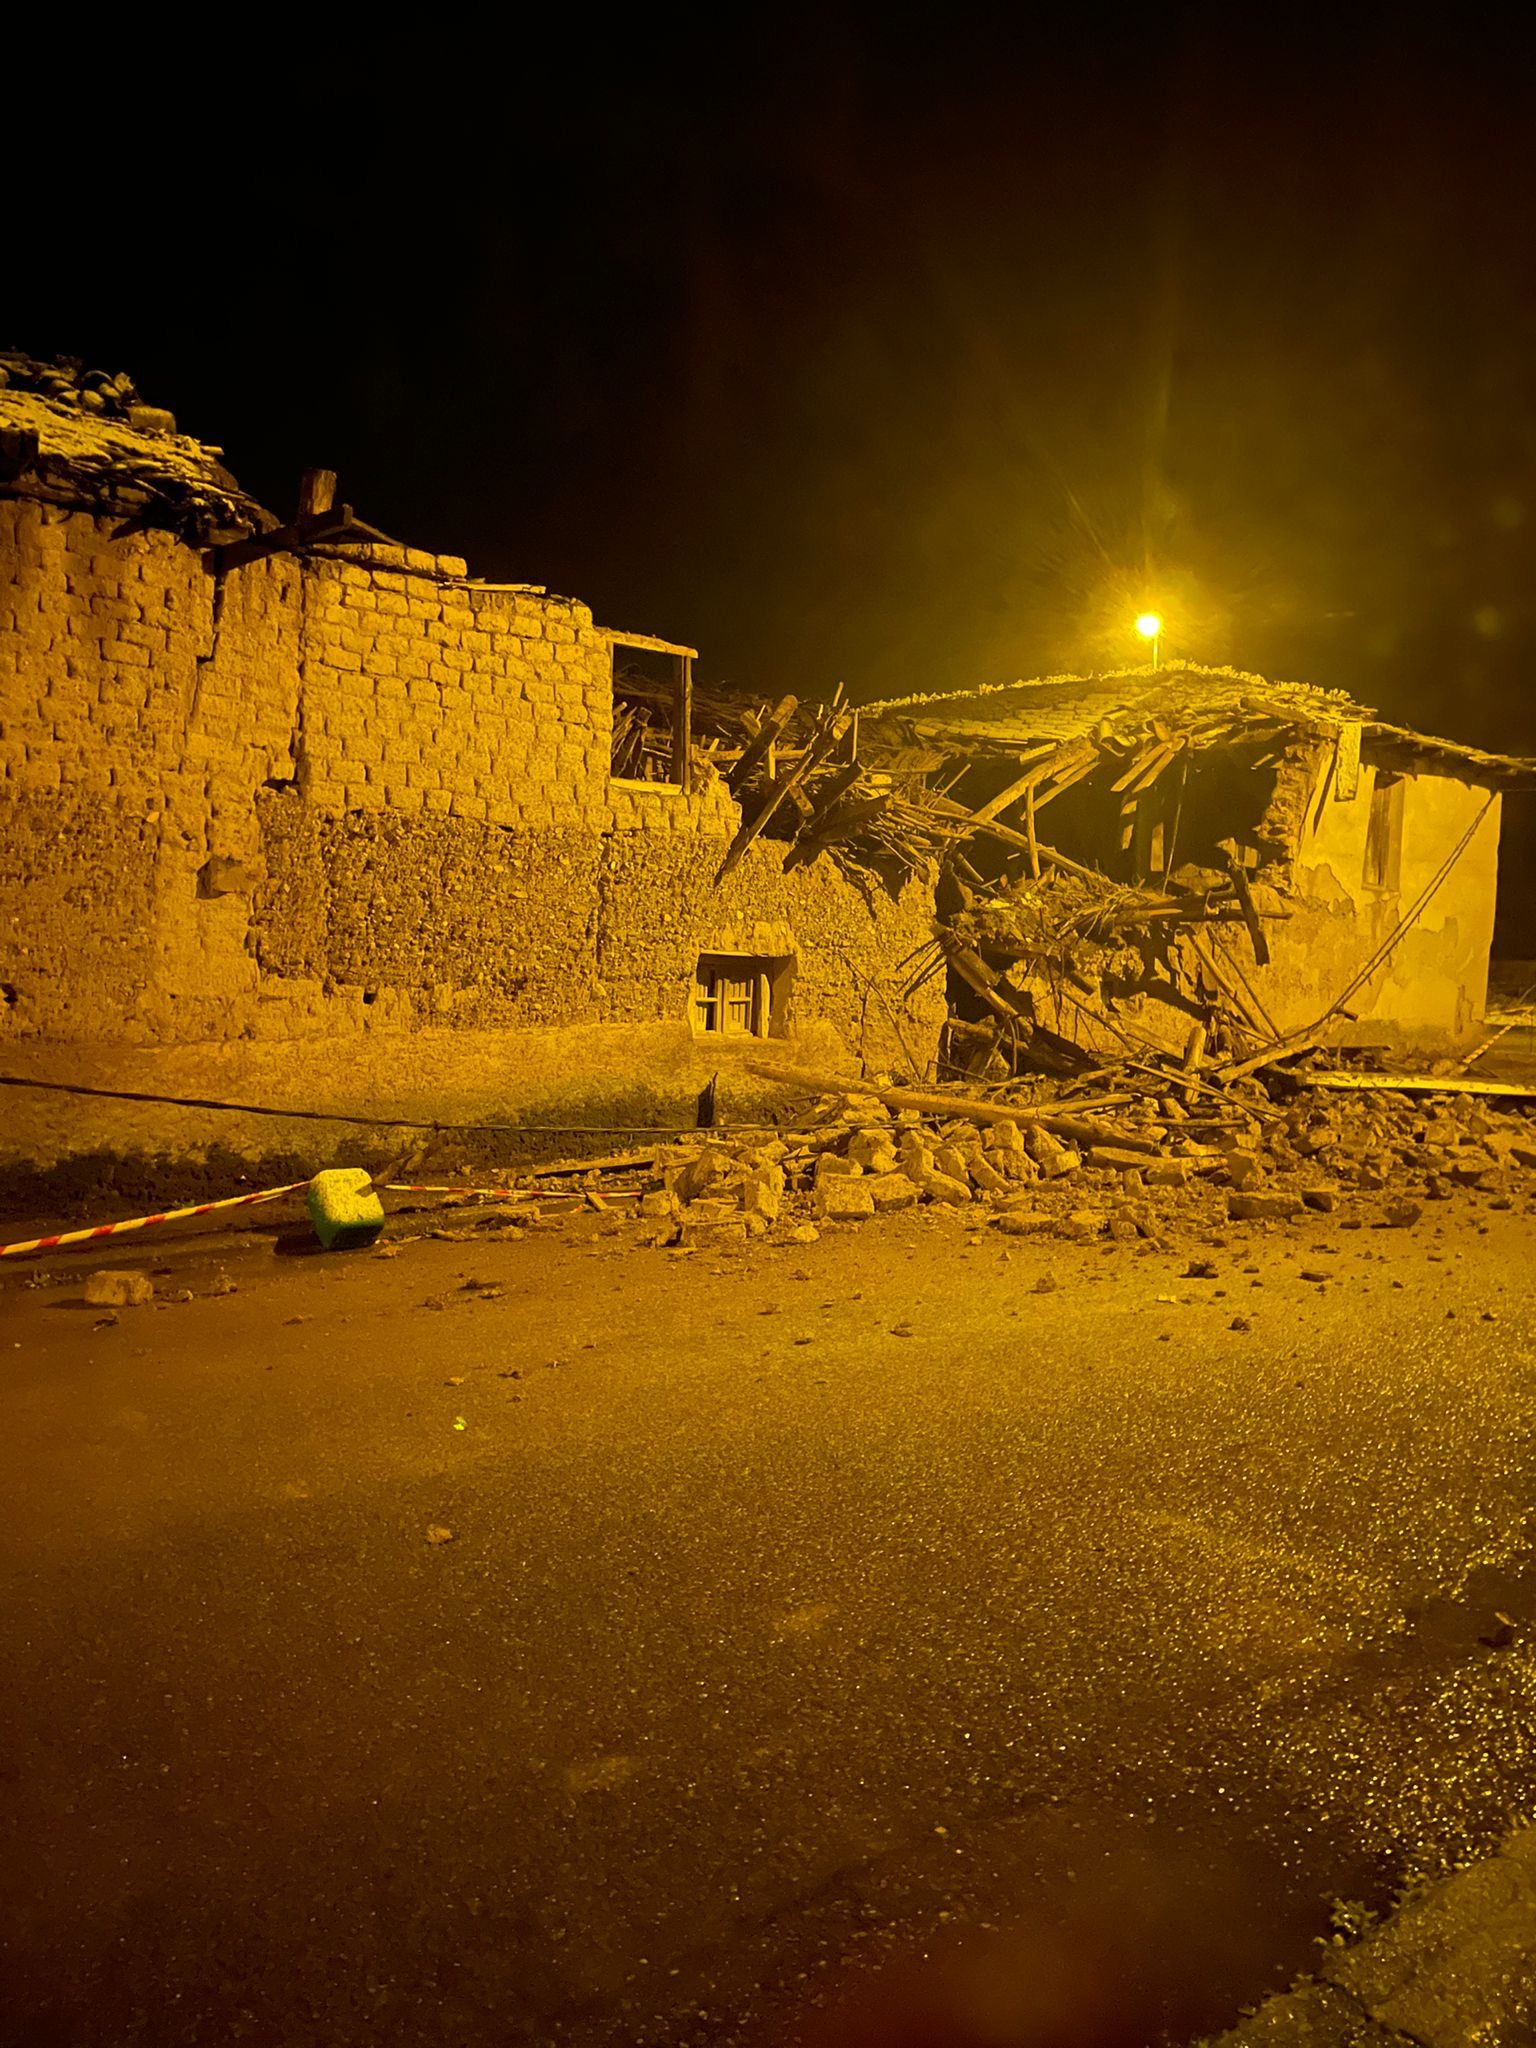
[13,14,1536,761]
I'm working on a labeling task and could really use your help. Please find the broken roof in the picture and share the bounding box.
[858,662,1536,788]
[0,359,268,545]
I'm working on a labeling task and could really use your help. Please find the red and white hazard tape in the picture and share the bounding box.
[1,1172,657,1265]
[0,1181,309,1261]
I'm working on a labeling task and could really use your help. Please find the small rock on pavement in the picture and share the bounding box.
[783,1222,820,1244]
[991,1209,1052,1235]
[83,1270,154,1307]
[815,1181,877,1222]
[678,1217,749,1249]
[1060,1210,1106,1241]
[1384,1200,1423,1228]
[1111,1200,1157,1240]
[846,1128,897,1170]
[425,1525,456,1545]
[966,1154,1010,1195]
[1227,1191,1303,1222]
[1145,1160,1194,1187]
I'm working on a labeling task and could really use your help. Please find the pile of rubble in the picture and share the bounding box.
[0,351,175,433]
[615,1080,1536,1253]
[0,352,264,544]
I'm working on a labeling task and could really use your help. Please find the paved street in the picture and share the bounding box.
[4,1202,1536,2045]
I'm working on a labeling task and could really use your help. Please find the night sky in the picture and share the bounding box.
[15,16,1536,918]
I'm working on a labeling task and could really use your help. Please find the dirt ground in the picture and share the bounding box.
[4,1186,1536,2045]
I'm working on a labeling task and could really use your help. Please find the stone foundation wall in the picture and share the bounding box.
[0,497,943,1182]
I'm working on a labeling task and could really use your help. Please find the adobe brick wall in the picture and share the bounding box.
[0,496,944,1177]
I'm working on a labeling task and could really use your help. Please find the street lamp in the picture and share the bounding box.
[1135,611,1163,668]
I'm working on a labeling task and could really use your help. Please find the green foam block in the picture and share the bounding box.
[308,1168,386,1250]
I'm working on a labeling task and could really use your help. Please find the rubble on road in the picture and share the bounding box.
[362,1058,1536,1263]
[568,1063,1536,1254]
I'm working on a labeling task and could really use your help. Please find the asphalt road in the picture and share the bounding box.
[4,1200,1536,2046]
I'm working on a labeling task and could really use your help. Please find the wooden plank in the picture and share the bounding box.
[1110,741,1173,794]
[1221,849,1272,966]
[1023,783,1040,880]
[787,759,863,851]
[608,629,700,658]
[1124,740,1180,794]
[1333,722,1362,801]
[673,654,693,792]
[963,745,1064,825]
[1214,1033,1327,1081]
[1181,927,1273,1038]
[716,716,840,880]
[1031,746,1105,811]
[297,468,337,517]
[727,694,798,795]
[740,1060,1160,1149]
[790,792,892,852]
[920,791,1104,881]
[521,1147,658,1179]
[1304,1071,1536,1099]
[214,503,364,572]
[1191,927,1282,1038]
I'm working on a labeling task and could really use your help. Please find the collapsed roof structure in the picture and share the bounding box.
[707,665,1536,1077]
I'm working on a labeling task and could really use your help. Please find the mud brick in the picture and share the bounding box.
[1228,1191,1303,1222]
[815,1180,876,1222]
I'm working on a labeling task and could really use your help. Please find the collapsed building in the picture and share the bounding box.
[667,665,1532,1082]
[849,669,1534,1076]
[2,352,1530,1196]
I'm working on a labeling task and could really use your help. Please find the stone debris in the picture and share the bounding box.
[1227,1191,1303,1222]
[83,1269,154,1307]
[992,1209,1053,1236]
[495,1069,1536,1262]
[814,1181,876,1223]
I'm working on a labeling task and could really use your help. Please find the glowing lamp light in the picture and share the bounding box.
[1134,610,1163,668]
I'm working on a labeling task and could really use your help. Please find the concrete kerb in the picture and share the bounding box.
[1207,1825,1536,2047]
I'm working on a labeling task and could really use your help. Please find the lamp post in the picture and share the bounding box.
[1135,611,1163,669]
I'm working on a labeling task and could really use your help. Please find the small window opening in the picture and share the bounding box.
[1363,773,1404,889]
[692,953,791,1038]
[611,634,694,787]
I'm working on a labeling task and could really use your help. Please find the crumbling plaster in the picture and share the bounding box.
[1267,757,1500,1053]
